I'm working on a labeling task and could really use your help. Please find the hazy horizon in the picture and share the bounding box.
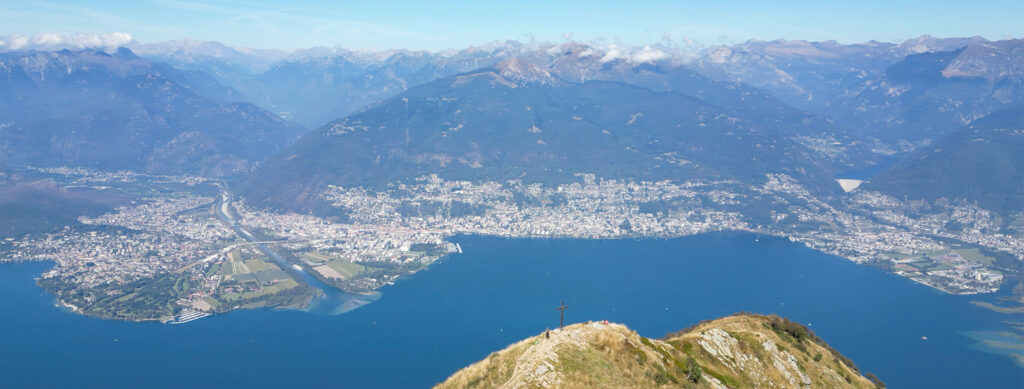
[0,31,1018,56]
[0,0,1020,51]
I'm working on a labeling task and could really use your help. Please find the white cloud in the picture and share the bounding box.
[599,45,624,63]
[598,44,668,64]
[0,32,134,52]
[630,45,668,63]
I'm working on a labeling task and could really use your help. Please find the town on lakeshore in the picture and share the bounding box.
[2,166,1020,322]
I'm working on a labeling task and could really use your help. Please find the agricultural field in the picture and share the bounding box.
[327,260,365,279]
[314,260,366,280]
[299,251,332,264]
[207,247,307,309]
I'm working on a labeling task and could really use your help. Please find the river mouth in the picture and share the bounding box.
[248,237,380,316]
[216,189,380,315]
[304,289,382,315]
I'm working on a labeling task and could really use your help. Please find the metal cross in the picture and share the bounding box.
[557,301,568,329]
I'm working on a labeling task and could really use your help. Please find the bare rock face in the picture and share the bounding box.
[942,39,1024,79]
[436,313,881,388]
[491,58,562,87]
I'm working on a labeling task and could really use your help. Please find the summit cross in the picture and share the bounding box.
[557,301,568,329]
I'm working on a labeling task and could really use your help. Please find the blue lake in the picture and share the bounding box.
[2,233,1022,388]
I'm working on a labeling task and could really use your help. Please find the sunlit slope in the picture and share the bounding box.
[437,314,880,389]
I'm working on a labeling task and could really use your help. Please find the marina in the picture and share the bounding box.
[163,309,210,325]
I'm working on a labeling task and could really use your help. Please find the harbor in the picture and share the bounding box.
[163,308,210,324]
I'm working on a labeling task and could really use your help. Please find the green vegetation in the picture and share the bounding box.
[239,64,840,212]
[0,172,133,237]
[202,297,222,310]
[243,259,274,272]
[291,246,436,293]
[868,108,1024,216]
[765,316,862,375]
[955,248,996,266]
[327,260,366,279]
[39,273,190,321]
[685,354,703,383]
[299,251,332,263]
[210,275,312,311]
[204,263,222,278]
[205,248,316,311]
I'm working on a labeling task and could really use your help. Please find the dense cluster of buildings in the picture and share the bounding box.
[758,174,1009,293]
[6,194,233,288]
[3,168,1021,318]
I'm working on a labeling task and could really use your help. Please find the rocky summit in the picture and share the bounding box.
[436,314,881,389]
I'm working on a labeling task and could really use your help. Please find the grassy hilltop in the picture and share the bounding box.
[437,313,882,389]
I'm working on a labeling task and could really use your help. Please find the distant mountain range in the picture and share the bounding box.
[1,36,1020,217]
[239,58,838,210]
[128,38,289,83]
[0,49,304,176]
[694,35,990,112]
[867,106,1024,215]
[831,39,1024,147]
[131,40,531,127]
[129,36,1022,155]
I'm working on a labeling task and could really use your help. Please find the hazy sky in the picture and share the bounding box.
[1,0,1021,50]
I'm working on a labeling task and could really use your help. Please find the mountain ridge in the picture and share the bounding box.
[239,61,839,211]
[866,105,1024,215]
[0,48,305,177]
[436,313,881,388]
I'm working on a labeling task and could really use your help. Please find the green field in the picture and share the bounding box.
[235,260,251,273]
[253,269,291,284]
[219,261,233,275]
[955,248,996,266]
[202,297,222,309]
[244,259,274,272]
[327,260,366,279]
[204,263,222,277]
[220,288,273,302]
[265,279,299,293]
[300,251,332,263]
[217,278,300,303]
[221,255,274,275]
[915,261,954,272]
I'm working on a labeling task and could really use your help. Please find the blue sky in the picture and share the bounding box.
[0,0,1021,50]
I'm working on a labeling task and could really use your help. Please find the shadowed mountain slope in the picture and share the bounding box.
[0,49,305,177]
[241,59,838,211]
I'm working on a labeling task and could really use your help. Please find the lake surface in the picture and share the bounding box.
[2,233,1022,388]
